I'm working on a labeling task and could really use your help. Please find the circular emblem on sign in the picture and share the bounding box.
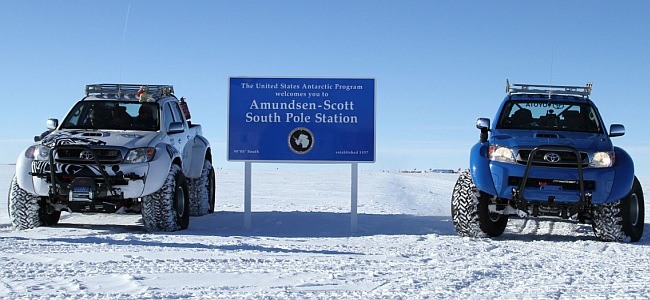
[288,127,314,154]
[543,152,561,163]
[79,150,94,161]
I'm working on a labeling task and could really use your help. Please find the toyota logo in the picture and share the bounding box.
[79,150,94,160]
[543,152,561,163]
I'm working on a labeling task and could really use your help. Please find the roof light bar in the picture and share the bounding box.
[506,80,592,97]
[85,84,174,100]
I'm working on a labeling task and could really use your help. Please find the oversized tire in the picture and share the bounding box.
[592,177,644,242]
[188,160,215,216]
[141,164,190,232]
[451,169,508,237]
[8,176,60,230]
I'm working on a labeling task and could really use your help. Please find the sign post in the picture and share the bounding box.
[244,161,252,229]
[351,162,358,233]
[228,77,375,233]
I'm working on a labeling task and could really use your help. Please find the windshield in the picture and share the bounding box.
[496,101,602,133]
[61,101,160,131]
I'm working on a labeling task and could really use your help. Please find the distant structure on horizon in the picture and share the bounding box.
[399,168,459,174]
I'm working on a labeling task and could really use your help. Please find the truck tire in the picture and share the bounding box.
[141,164,190,232]
[592,177,644,242]
[8,176,60,229]
[451,169,508,237]
[188,160,215,216]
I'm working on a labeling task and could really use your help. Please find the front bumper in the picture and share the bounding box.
[490,160,614,205]
[30,160,148,200]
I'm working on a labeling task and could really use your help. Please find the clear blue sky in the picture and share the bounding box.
[1,1,649,174]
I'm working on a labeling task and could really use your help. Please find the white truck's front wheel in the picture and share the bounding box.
[141,164,190,232]
[8,176,60,230]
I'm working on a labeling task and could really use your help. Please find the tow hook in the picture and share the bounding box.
[511,188,529,213]
[580,192,593,210]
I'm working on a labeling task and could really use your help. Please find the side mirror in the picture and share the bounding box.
[476,118,490,130]
[167,122,185,134]
[46,118,58,130]
[609,124,625,137]
[477,118,490,143]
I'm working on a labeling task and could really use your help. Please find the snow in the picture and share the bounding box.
[1,164,649,299]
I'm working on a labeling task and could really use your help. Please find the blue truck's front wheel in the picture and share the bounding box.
[592,177,644,242]
[451,169,508,237]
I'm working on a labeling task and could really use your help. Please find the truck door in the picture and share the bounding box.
[172,101,195,175]
[163,101,190,174]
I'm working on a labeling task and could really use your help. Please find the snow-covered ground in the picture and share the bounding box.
[1,164,649,299]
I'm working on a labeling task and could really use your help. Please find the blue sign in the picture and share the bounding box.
[228,77,375,162]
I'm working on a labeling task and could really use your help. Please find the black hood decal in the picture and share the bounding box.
[41,130,107,147]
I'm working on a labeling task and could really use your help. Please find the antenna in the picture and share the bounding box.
[119,3,131,83]
[548,2,558,99]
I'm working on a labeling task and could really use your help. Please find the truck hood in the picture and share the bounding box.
[490,129,613,152]
[40,129,158,149]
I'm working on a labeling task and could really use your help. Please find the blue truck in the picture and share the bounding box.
[452,82,644,242]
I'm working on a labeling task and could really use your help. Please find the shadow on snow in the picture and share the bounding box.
[3,212,649,247]
[187,211,456,238]
[0,212,455,256]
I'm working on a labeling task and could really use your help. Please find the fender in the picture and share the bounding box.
[187,135,211,179]
[141,142,178,196]
[605,146,635,203]
[15,146,37,194]
[470,142,497,195]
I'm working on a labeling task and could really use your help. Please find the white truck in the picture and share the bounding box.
[8,84,215,232]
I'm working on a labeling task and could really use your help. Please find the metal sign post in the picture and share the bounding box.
[244,161,252,229]
[351,162,358,234]
[243,162,360,233]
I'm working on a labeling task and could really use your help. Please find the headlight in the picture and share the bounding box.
[32,145,51,161]
[489,145,516,164]
[124,148,156,164]
[590,151,614,168]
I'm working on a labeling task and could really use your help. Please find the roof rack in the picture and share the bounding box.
[85,84,174,101]
[506,80,592,97]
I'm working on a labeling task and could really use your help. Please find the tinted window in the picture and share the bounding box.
[497,101,601,133]
[171,102,185,123]
[60,101,159,131]
[163,103,175,126]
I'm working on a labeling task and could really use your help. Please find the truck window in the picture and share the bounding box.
[171,102,185,123]
[163,103,175,127]
[132,103,159,131]
[60,101,159,131]
[497,101,602,133]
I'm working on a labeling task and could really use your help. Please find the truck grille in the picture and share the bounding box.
[517,149,589,168]
[55,148,123,164]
